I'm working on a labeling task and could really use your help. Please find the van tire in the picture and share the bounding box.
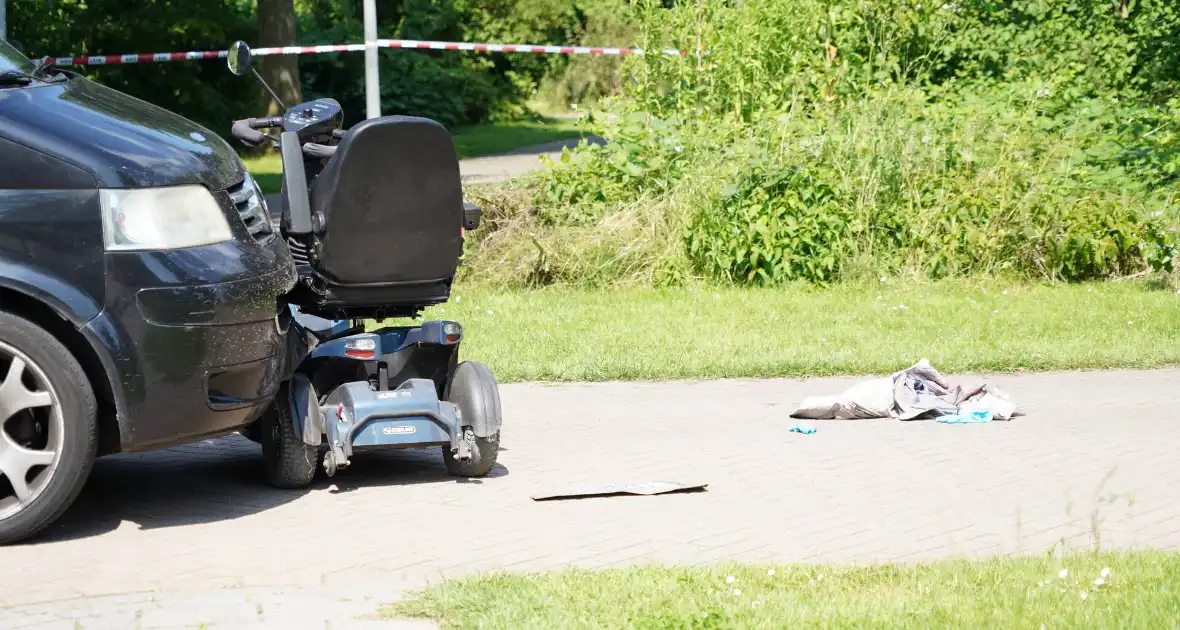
[0,311,98,545]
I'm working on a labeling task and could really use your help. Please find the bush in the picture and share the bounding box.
[11,0,259,137]
[298,0,635,129]
[460,0,1180,287]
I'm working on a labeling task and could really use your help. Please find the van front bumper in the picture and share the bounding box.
[83,240,298,452]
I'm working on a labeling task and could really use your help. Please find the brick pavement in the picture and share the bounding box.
[1,369,1178,628]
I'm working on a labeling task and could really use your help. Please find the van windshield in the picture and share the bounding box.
[0,40,37,74]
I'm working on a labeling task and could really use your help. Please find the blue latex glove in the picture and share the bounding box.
[936,410,994,424]
[789,423,817,434]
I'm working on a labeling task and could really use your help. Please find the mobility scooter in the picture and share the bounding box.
[225,42,502,489]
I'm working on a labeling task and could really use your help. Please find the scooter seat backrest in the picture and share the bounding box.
[310,115,463,287]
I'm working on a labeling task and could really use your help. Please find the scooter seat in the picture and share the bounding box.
[310,115,463,288]
[288,115,465,321]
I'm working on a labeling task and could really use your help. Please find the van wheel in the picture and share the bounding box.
[0,311,97,545]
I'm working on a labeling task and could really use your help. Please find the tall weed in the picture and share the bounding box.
[461,0,1180,287]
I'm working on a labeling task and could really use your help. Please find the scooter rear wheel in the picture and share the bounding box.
[260,387,317,489]
[442,362,500,477]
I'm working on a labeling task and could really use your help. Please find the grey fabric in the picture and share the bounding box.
[891,360,959,420]
[791,359,1019,421]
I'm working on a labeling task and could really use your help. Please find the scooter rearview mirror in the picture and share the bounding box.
[226,40,287,110]
[227,41,252,77]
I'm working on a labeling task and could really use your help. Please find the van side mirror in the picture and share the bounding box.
[227,41,252,76]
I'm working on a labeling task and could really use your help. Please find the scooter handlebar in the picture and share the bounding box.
[231,119,267,148]
[231,117,283,148]
[302,143,337,159]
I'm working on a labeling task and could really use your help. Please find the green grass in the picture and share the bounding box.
[449,116,585,159]
[243,116,584,194]
[385,552,1180,629]
[399,280,1180,382]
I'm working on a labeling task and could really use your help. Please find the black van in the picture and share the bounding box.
[0,39,296,542]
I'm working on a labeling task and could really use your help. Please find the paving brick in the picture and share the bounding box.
[2,369,1178,626]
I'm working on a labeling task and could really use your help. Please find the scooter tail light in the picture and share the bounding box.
[344,338,377,359]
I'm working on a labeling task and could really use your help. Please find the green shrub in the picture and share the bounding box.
[687,163,849,284]
[462,0,1180,288]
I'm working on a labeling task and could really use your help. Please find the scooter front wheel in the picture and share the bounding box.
[260,388,317,489]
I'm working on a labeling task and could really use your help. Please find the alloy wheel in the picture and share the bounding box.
[0,341,62,522]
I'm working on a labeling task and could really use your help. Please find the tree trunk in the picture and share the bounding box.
[257,0,302,116]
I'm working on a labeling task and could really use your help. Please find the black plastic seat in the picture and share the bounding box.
[295,115,465,320]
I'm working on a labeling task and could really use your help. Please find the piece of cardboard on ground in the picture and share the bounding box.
[531,481,708,501]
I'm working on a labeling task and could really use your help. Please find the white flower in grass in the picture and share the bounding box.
[767,569,776,576]
[1059,568,1069,579]
[487,310,494,316]
[817,573,824,581]
[1080,591,1088,600]
[455,296,461,302]
[1100,567,1111,578]
[1128,321,1134,326]
[1094,577,1105,587]
[731,588,742,596]
[993,309,1000,314]
[725,575,736,584]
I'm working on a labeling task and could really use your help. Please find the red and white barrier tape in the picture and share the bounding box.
[51,39,686,66]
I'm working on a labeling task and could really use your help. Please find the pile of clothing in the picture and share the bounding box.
[791,359,1018,421]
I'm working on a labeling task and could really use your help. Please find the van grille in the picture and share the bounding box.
[228,174,273,242]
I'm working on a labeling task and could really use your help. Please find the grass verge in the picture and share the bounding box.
[449,116,585,158]
[403,280,1180,382]
[243,116,584,193]
[385,552,1180,629]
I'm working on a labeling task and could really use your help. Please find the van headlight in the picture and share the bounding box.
[100,186,233,251]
